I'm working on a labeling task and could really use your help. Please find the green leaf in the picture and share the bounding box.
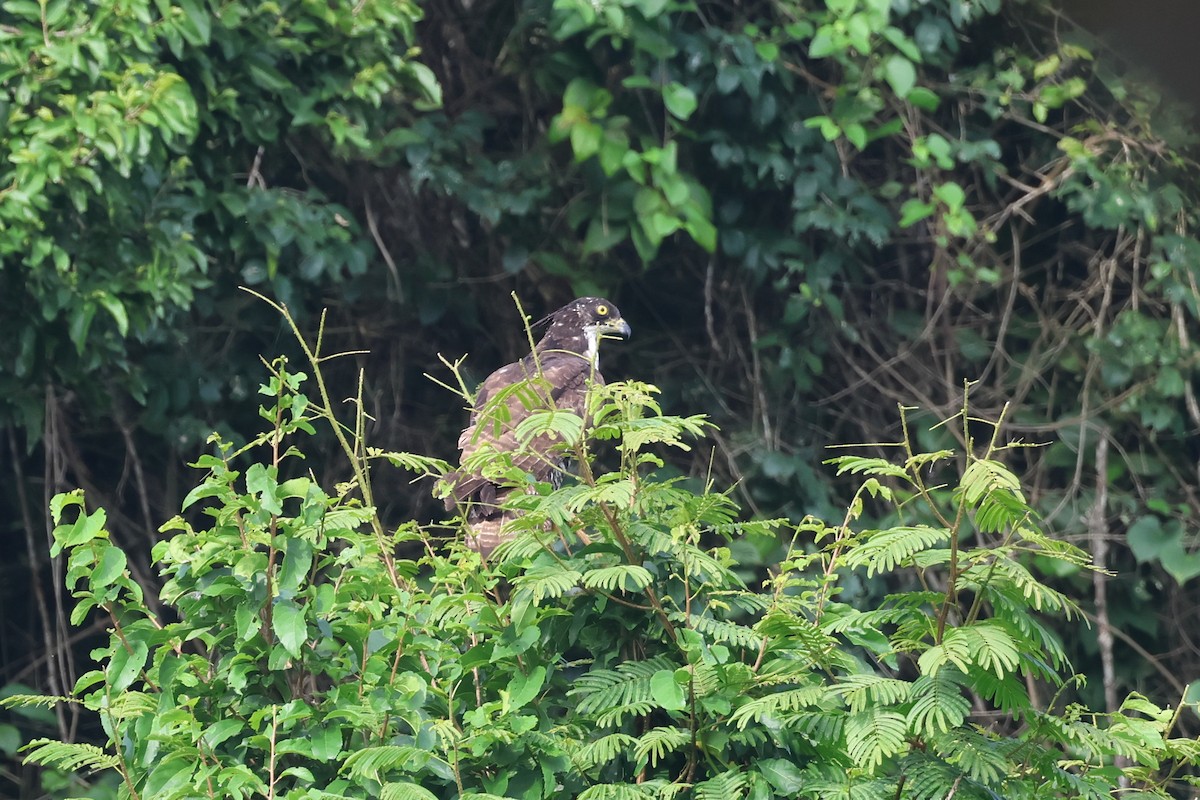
[584,218,628,255]
[382,783,439,800]
[95,292,129,337]
[845,708,908,772]
[68,302,96,354]
[175,0,213,45]
[20,739,120,772]
[246,463,282,515]
[0,723,20,757]
[809,28,838,58]
[311,725,342,761]
[843,122,867,150]
[272,602,307,658]
[407,62,443,108]
[883,54,917,98]
[144,754,196,797]
[757,758,805,794]
[202,719,245,749]
[52,508,107,556]
[506,666,546,710]
[1158,538,1200,585]
[649,669,686,711]
[1126,515,1168,562]
[571,121,603,161]
[108,639,148,692]
[91,545,127,588]
[933,182,966,212]
[278,537,313,593]
[907,86,941,110]
[662,83,698,120]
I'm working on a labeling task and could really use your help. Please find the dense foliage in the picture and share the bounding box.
[8,341,1200,799]
[5,0,1200,793]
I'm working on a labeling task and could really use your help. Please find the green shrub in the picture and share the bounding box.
[8,314,1200,799]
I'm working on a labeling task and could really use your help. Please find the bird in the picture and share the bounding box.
[441,297,631,557]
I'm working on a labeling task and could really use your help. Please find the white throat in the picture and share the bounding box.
[583,326,600,369]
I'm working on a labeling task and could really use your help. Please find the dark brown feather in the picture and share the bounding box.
[442,297,630,556]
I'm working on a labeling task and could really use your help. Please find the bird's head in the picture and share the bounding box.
[537,297,631,362]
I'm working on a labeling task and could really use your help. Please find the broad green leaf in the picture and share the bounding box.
[757,758,805,794]
[272,602,307,658]
[279,537,313,593]
[571,121,603,161]
[246,463,282,515]
[52,508,107,556]
[1126,515,1168,562]
[95,292,129,337]
[202,720,245,749]
[883,54,917,98]
[506,666,546,710]
[108,639,148,692]
[310,725,342,761]
[650,669,686,711]
[907,86,941,110]
[662,83,698,120]
[0,723,20,757]
[90,544,127,588]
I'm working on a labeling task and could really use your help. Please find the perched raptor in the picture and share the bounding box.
[442,297,631,556]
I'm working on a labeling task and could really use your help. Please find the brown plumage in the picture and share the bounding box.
[442,297,631,556]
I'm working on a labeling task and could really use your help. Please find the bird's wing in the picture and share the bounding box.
[444,354,598,514]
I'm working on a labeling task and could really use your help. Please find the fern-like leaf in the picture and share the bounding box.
[731,685,830,727]
[906,669,970,736]
[376,450,451,477]
[20,739,120,772]
[632,726,689,768]
[596,701,657,729]
[571,656,677,725]
[512,565,583,604]
[755,610,838,659]
[381,783,439,800]
[671,612,761,648]
[958,458,1024,506]
[930,728,1011,785]
[899,753,969,800]
[918,621,1020,678]
[845,707,908,773]
[581,564,653,593]
[576,783,656,800]
[832,673,913,713]
[694,768,747,800]
[959,557,1082,618]
[675,542,742,587]
[341,745,435,781]
[0,694,79,710]
[572,733,638,770]
[843,526,951,577]
[824,455,911,480]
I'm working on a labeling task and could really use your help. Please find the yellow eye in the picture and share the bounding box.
[596,304,609,316]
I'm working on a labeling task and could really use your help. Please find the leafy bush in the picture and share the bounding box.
[8,0,1200,758]
[8,314,1200,799]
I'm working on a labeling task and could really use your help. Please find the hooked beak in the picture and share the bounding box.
[603,317,632,339]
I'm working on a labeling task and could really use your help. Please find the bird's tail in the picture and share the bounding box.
[466,516,507,557]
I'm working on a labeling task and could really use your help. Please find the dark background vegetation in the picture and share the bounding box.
[3,0,1200,792]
